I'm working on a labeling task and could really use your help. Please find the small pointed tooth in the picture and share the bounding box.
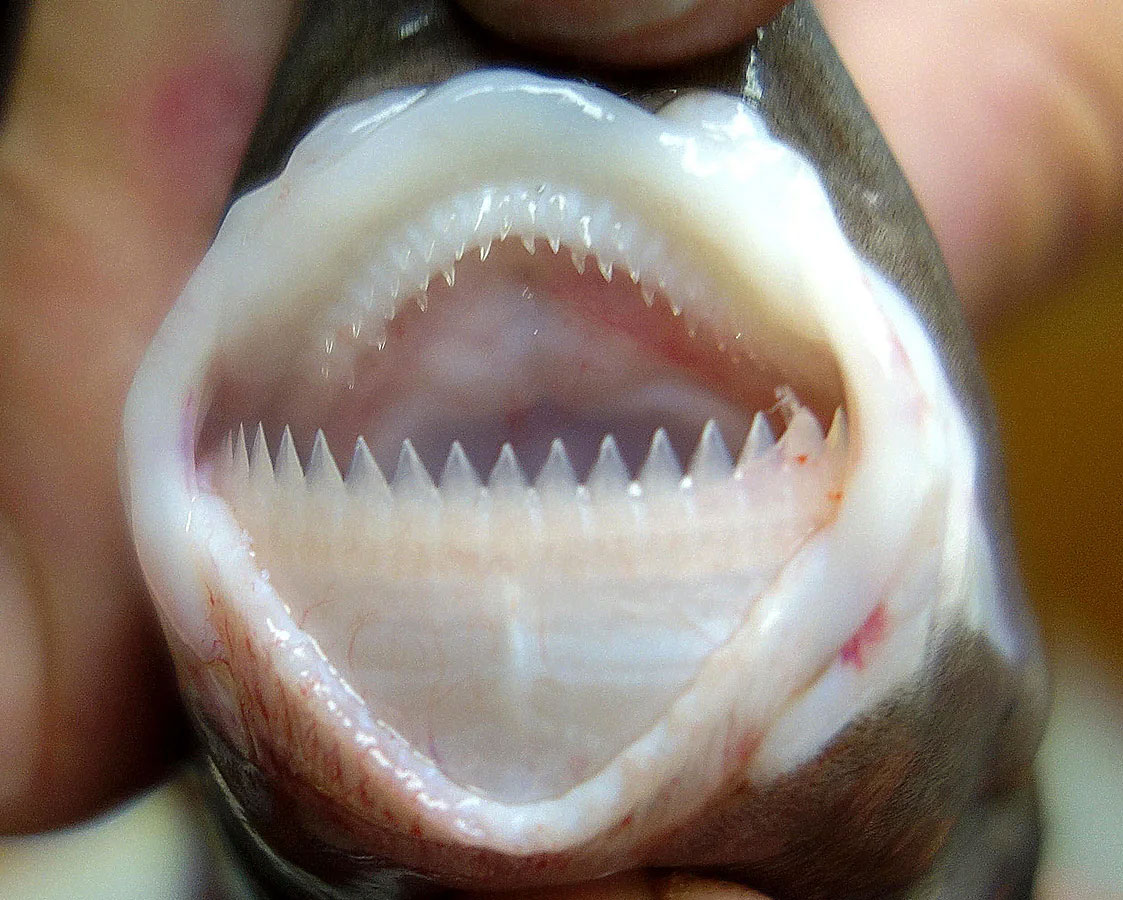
[346,437,391,505]
[547,233,560,254]
[249,423,273,489]
[521,235,536,254]
[307,430,344,491]
[415,291,429,312]
[688,420,734,485]
[479,239,492,262]
[739,412,776,466]
[638,428,682,493]
[442,267,456,288]
[440,441,481,501]
[274,426,304,489]
[434,208,455,235]
[780,408,825,459]
[826,407,848,450]
[535,439,579,497]
[392,440,437,500]
[611,219,637,254]
[597,257,613,282]
[628,267,640,284]
[570,249,586,274]
[232,424,250,482]
[587,434,631,498]
[390,243,411,271]
[641,285,656,306]
[488,443,528,494]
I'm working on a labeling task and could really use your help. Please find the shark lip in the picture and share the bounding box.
[122,70,985,876]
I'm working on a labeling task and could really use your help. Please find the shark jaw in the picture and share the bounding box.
[121,70,997,885]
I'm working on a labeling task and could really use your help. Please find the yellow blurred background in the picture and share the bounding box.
[983,241,1123,677]
[0,244,1120,897]
[985,240,1123,898]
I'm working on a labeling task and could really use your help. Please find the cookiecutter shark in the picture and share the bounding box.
[121,1,1048,896]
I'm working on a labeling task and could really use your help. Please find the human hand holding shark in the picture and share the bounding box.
[1,1,1120,897]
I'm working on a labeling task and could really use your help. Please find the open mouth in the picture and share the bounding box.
[197,186,852,805]
[122,70,983,883]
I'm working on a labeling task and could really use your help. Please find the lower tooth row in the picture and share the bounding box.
[212,404,847,517]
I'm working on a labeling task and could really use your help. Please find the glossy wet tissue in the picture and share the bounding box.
[120,2,1047,897]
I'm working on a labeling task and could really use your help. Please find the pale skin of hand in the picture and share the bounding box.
[0,0,1120,896]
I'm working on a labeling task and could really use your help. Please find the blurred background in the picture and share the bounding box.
[0,242,1120,898]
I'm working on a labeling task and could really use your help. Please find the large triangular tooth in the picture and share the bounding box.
[249,423,273,492]
[826,407,848,451]
[392,440,437,502]
[345,437,391,506]
[547,233,561,254]
[687,420,734,485]
[232,424,250,485]
[307,430,344,494]
[586,434,631,500]
[738,412,776,468]
[535,439,579,498]
[274,426,304,491]
[439,441,481,503]
[779,407,825,460]
[488,443,529,496]
[638,428,682,494]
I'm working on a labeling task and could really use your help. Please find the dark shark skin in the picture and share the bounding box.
[187,1,1048,896]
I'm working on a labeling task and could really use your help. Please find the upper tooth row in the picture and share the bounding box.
[215,407,847,511]
[336,184,725,333]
